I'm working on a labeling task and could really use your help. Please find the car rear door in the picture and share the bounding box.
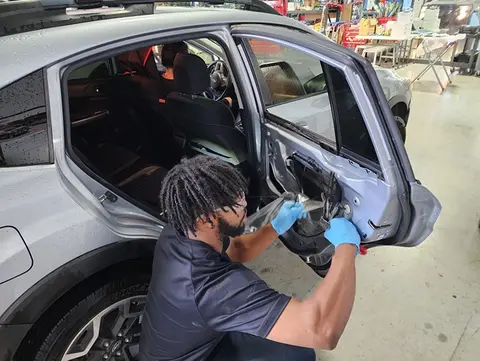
[231,24,441,274]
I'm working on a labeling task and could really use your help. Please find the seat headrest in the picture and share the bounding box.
[173,54,210,95]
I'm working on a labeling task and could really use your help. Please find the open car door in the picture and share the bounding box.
[232,25,441,276]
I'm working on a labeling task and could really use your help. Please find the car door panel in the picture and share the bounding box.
[266,122,400,243]
[68,78,112,130]
[233,24,440,271]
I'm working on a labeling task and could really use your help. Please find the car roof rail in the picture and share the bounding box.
[0,0,280,37]
[2,0,281,10]
[0,0,155,36]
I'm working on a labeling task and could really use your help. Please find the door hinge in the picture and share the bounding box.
[98,191,118,204]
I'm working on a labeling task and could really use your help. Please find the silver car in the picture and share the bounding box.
[0,1,439,361]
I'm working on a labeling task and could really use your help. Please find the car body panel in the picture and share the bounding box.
[374,66,411,105]
[374,65,412,116]
[0,165,116,319]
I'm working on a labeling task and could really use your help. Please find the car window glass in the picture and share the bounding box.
[325,63,378,163]
[187,44,215,65]
[152,42,220,69]
[0,70,50,167]
[247,39,335,146]
[245,38,378,163]
[69,60,111,80]
[196,38,224,56]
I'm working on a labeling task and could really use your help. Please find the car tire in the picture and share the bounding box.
[394,115,407,143]
[18,264,150,361]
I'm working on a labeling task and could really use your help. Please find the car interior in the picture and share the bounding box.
[67,38,257,214]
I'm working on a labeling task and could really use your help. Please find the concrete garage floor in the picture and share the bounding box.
[248,68,480,361]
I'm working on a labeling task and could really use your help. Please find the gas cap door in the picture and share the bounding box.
[0,226,33,284]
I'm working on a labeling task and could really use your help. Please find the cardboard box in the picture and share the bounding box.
[340,3,353,22]
[359,18,377,36]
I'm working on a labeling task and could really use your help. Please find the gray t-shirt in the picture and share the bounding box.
[139,226,290,361]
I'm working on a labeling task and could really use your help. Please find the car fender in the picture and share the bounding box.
[388,94,411,124]
[388,94,410,111]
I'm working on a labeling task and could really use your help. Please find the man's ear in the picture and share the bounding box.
[197,214,217,230]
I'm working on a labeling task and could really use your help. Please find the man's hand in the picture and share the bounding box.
[325,218,361,253]
[271,201,307,236]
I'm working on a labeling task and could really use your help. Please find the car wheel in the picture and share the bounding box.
[22,268,150,361]
[394,115,407,143]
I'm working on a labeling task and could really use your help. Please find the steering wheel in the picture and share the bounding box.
[205,60,231,101]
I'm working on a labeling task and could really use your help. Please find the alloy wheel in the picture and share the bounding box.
[61,296,146,361]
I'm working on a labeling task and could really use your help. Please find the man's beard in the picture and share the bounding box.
[218,214,246,238]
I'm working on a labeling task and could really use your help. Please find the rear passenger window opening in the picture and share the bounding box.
[63,35,260,216]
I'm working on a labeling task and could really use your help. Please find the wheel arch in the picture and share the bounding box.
[388,96,410,124]
[0,239,155,361]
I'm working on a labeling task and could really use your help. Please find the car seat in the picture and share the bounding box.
[166,53,247,167]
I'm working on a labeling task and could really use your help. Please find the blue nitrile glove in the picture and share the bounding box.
[325,218,361,253]
[271,201,307,236]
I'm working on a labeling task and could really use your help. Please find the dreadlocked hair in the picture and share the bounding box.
[160,156,248,236]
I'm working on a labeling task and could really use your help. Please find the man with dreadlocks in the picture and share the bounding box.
[139,156,361,361]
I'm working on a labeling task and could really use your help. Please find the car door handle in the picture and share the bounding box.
[72,110,109,127]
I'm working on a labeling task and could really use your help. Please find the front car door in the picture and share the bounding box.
[231,24,441,275]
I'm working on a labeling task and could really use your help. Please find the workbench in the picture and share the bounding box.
[355,34,414,68]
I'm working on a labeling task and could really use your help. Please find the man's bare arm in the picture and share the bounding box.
[226,224,278,263]
[267,244,357,350]
[227,201,306,263]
